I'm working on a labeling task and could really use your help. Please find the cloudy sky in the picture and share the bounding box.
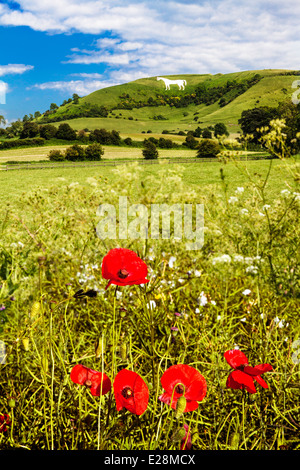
[1,0,300,123]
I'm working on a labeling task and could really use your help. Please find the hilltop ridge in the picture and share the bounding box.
[35,69,300,134]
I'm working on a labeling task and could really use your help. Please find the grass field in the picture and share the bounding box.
[0,142,300,450]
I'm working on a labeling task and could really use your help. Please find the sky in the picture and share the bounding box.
[0,0,300,124]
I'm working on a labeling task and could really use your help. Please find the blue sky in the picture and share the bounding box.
[1,0,300,124]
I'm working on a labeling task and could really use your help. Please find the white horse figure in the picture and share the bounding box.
[157,77,187,91]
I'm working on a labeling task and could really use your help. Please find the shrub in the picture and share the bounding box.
[196,139,220,158]
[48,149,65,161]
[39,124,57,140]
[202,128,212,139]
[56,123,77,141]
[85,142,104,160]
[0,137,45,149]
[184,134,198,149]
[142,139,159,160]
[123,137,133,146]
[65,144,86,161]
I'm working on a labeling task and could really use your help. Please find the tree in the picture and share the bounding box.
[142,139,159,159]
[184,134,198,149]
[65,144,85,161]
[56,123,77,141]
[34,111,42,119]
[85,142,104,160]
[238,106,278,143]
[0,115,5,126]
[20,121,39,139]
[89,128,111,144]
[202,128,212,139]
[72,93,80,104]
[39,124,57,140]
[50,103,59,112]
[214,122,229,137]
[196,139,220,158]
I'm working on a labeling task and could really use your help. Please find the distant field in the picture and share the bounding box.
[0,157,296,207]
[0,144,200,163]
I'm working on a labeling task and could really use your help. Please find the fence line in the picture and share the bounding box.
[1,155,270,171]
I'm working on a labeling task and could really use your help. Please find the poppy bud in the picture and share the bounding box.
[171,427,186,442]
[95,337,105,358]
[8,398,16,408]
[175,396,187,418]
[120,342,127,361]
[30,301,40,319]
[22,337,30,351]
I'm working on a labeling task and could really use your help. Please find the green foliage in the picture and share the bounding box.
[142,139,159,159]
[196,138,220,158]
[64,144,86,161]
[214,122,229,137]
[48,149,65,161]
[39,124,57,140]
[84,142,104,161]
[20,121,39,139]
[56,123,77,141]
[0,137,45,149]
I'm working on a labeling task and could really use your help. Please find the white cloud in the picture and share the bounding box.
[0,64,34,77]
[1,0,300,96]
[28,79,119,96]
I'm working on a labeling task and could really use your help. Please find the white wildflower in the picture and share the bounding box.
[198,291,208,307]
[235,187,244,194]
[168,256,176,268]
[228,196,238,204]
[242,289,251,296]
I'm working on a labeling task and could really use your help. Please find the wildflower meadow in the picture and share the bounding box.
[0,132,300,453]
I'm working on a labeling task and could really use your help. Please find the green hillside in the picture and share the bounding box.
[36,69,299,135]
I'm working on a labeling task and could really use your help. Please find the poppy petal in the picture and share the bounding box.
[113,369,149,416]
[226,370,257,394]
[102,248,149,289]
[243,364,273,376]
[224,349,249,369]
[254,374,269,389]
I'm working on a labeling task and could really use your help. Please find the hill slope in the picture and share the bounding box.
[36,69,299,134]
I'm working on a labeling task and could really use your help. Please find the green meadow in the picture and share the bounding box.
[0,148,300,450]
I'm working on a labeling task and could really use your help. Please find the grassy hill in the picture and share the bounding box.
[36,69,299,135]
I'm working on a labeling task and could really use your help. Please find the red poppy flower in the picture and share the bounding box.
[113,369,149,416]
[0,413,11,433]
[159,364,207,412]
[224,349,273,394]
[70,364,111,396]
[102,248,149,290]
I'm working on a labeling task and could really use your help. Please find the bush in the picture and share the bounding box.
[65,144,86,161]
[123,137,133,146]
[56,123,77,141]
[39,124,57,140]
[48,149,65,161]
[85,143,104,160]
[20,121,39,139]
[202,128,212,139]
[0,137,45,149]
[142,139,159,160]
[196,139,220,158]
[184,134,198,149]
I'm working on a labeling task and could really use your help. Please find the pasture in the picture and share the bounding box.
[0,146,299,450]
